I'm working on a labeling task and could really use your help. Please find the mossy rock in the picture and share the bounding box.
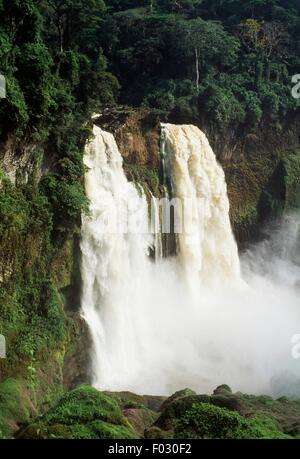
[160,388,197,412]
[174,403,292,439]
[18,385,138,439]
[145,426,174,439]
[0,378,35,438]
[155,394,211,430]
[42,385,124,425]
[210,394,243,412]
[283,152,300,210]
[106,390,166,412]
[258,151,300,223]
[231,392,300,436]
[213,385,232,395]
[104,391,147,410]
[123,407,158,437]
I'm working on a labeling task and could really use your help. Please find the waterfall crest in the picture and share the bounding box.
[81,124,300,396]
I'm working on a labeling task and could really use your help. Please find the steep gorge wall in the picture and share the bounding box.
[0,139,90,438]
[204,112,300,245]
[96,108,162,197]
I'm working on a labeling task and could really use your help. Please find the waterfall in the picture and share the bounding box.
[161,124,240,288]
[81,126,152,388]
[81,124,300,396]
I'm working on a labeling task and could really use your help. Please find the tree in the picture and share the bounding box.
[239,19,287,80]
[171,18,239,90]
[44,0,106,54]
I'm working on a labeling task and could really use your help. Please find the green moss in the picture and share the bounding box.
[124,164,161,197]
[155,395,211,431]
[43,385,125,425]
[145,426,174,439]
[0,165,82,431]
[0,174,67,367]
[70,420,136,440]
[23,420,137,440]
[224,148,300,242]
[159,389,197,413]
[0,379,33,437]
[104,391,147,410]
[19,385,138,440]
[224,155,274,239]
[175,402,239,439]
[246,414,292,439]
[283,152,300,210]
[174,402,292,439]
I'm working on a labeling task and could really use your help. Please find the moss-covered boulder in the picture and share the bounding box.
[103,391,161,437]
[174,403,291,439]
[17,385,138,439]
[0,379,36,438]
[159,388,197,412]
[154,394,211,431]
[213,384,232,395]
[104,390,165,412]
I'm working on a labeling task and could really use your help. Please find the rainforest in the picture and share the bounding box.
[0,0,300,443]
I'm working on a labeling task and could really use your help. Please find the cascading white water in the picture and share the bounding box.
[81,124,300,397]
[81,126,152,388]
[161,124,240,288]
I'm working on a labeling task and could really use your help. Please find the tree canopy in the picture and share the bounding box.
[0,0,299,141]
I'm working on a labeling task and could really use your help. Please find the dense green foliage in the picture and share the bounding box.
[1,0,299,141]
[104,0,299,129]
[174,402,290,439]
[0,0,119,240]
[0,378,32,438]
[18,385,137,439]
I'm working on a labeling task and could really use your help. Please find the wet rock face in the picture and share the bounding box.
[0,139,36,184]
[63,317,93,391]
[95,107,161,170]
[210,114,300,246]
